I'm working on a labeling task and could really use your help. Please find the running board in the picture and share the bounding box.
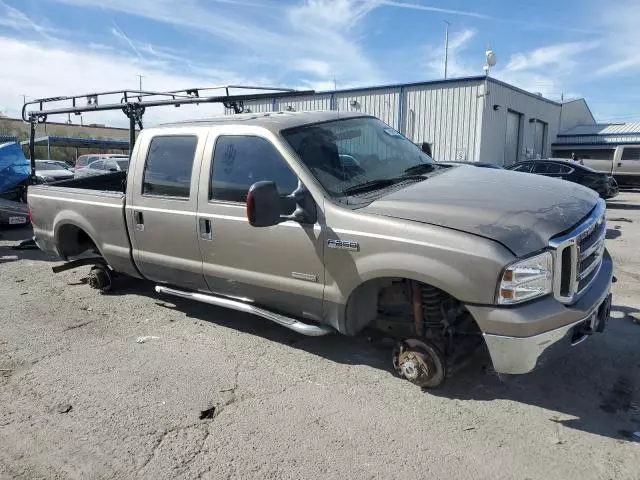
[155,286,333,337]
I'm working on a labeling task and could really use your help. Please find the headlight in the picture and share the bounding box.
[497,251,553,305]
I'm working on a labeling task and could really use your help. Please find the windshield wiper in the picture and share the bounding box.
[342,178,396,196]
[403,163,438,175]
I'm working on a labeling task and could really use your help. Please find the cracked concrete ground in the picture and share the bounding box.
[1,191,639,479]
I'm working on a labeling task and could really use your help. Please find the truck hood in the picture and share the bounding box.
[361,166,598,256]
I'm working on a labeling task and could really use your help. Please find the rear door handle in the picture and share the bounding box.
[199,218,212,241]
[134,211,144,231]
[618,162,623,167]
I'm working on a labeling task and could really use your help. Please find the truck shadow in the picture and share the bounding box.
[0,226,57,264]
[109,278,640,443]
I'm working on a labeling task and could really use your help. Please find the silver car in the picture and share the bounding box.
[34,160,74,182]
[74,157,130,178]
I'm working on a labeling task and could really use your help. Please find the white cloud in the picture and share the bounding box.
[504,42,599,73]
[423,28,478,79]
[594,1,640,76]
[42,0,383,89]
[0,36,259,126]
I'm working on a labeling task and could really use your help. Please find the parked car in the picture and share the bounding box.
[75,153,127,171]
[0,197,29,226]
[34,160,75,182]
[438,161,504,169]
[551,146,640,188]
[74,156,130,178]
[505,159,618,199]
[29,111,613,389]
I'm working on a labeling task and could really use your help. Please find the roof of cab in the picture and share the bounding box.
[156,110,369,132]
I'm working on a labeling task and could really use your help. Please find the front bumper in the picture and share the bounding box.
[468,251,613,375]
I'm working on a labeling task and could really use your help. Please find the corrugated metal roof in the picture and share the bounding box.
[559,123,640,136]
[315,75,562,106]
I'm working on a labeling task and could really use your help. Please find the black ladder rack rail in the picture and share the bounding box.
[21,85,315,181]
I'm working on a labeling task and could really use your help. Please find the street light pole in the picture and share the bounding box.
[137,75,143,92]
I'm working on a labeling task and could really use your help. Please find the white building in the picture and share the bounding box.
[232,76,596,166]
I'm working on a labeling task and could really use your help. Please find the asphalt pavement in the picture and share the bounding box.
[1,192,639,479]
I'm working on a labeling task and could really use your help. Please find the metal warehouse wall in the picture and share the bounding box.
[334,88,399,129]
[402,80,484,162]
[559,99,595,133]
[479,81,560,165]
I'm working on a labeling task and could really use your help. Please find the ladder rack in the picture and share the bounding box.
[22,85,314,180]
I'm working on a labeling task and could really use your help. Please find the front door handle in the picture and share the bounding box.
[199,218,212,241]
[618,162,623,167]
[134,211,144,231]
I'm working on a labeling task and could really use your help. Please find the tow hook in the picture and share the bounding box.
[393,338,447,388]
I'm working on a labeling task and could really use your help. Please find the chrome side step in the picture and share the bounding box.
[155,286,333,337]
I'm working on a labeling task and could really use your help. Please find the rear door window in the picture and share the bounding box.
[621,147,640,160]
[142,136,198,198]
[532,162,549,173]
[545,163,571,174]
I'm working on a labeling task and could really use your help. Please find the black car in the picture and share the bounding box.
[505,159,618,199]
[438,161,504,169]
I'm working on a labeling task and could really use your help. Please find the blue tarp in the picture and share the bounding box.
[0,142,30,193]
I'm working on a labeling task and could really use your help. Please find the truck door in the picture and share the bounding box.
[196,131,325,321]
[127,128,208,291]
[616,146,640,187]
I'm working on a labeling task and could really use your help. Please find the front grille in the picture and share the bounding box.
[550,199,606,304]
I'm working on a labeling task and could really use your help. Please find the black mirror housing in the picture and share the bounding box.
[247,181,281,227]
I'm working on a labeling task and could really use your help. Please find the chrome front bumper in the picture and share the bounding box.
[475,251,613,375]
[483,291,611,374]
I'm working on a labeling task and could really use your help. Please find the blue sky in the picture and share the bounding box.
[1,0,639,126]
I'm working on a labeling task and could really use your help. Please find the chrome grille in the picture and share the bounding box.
[550,199,606,304]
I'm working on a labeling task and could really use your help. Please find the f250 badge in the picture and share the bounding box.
[327,239,359,252]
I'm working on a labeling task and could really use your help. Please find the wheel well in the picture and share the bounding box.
[56,224,99,259]
[346,277,482,363]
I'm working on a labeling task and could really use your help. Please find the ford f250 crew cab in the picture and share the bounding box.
[28,109,613,388]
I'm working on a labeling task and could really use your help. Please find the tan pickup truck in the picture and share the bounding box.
[553,145,640,187]
[28,111,613,388]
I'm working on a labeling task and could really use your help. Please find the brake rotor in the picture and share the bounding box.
[89,265,112,294]
[393,338,446,388]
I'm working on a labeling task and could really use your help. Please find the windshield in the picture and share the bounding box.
[282,117,436,197]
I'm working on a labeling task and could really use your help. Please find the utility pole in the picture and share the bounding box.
[444,21,450,79]
[137,75,144,92]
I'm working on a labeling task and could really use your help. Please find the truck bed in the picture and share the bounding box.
[28,172,139,277]
[51,171,127,192]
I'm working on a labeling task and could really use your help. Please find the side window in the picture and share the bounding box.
[210,136,299,204]
[143,136,198,198]
[621,147,640,160]
[90,160,105,170]
[532,162,549,173]
[512,163,532,172]
[546,163,569,174]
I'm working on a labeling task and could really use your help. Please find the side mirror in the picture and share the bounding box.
[247,181,281,227]
[247,181,318,228]
[420,142,433,157]
[109,168,118,172]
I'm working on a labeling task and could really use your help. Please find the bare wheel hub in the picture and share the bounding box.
[393,338,446,388]
[89,265,112,293]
